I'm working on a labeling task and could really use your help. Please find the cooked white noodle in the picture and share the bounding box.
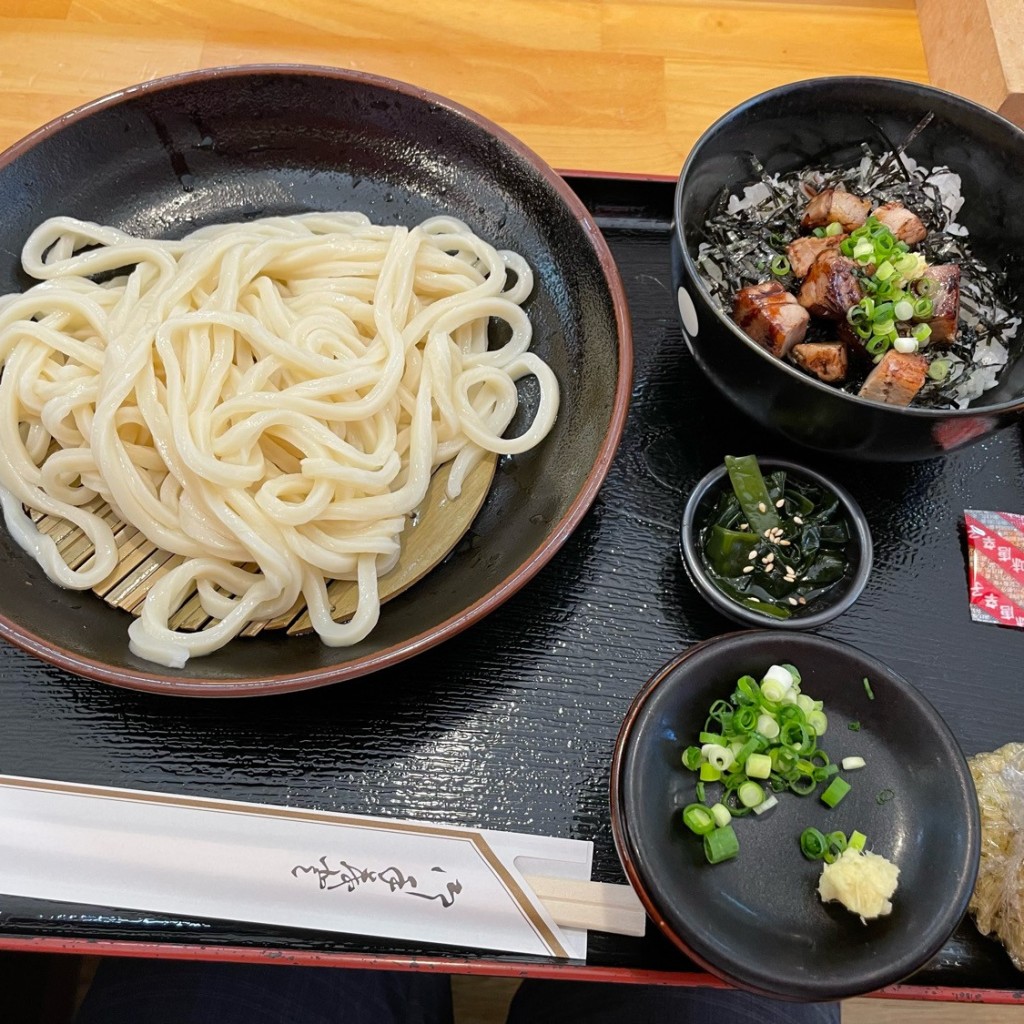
[0,213,558,667]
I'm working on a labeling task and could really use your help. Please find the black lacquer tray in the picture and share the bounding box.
[1,175,1022,998]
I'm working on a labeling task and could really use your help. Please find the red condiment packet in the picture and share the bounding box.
[965,510,1024,629]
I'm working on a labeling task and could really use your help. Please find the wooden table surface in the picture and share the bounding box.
[1,0,929,178]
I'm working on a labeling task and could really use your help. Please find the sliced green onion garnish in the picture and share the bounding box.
[927,358,950,381]
[738,781,765,808]
[863,677,875,700]
[874,260,895,281]
[913,297,934,318]
[695,780,706,803]
[916,276,938,296]
[824,222,843,237]
[849,830,867,851]
[699,731,722,744]
[770,255,791,276]
[821,777,851,808]
[813,226,827,238]
[704,824,740,864]
[682,746,703,770]
[683,803,716,835]
[913,322,933,344]
[753,793,777,815]
[894,299,914,321]
[824,830,848,864]
[744,752,772,779]
[806,709,828,736]
[699,763,721,782]
[848,720,861,732]
[842,756,866,770]
[839,236,856,256]
[711,802,731,828]
[800,827,827,860]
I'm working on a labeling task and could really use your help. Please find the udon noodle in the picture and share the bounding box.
[0,212,558,668]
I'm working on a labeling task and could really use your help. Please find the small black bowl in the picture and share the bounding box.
[680,458,872,629]
[671,76,1024,461]
[610,631,980,1001]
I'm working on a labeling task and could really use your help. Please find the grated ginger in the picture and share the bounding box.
[818,846,900,923]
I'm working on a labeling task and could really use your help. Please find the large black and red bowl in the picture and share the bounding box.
[0,65,631,696]
[671,76,1024,461]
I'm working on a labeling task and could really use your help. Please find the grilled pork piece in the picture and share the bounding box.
[733,281,810,358]
[800,189,872,233]
[872,202,927,245]
[791,342,849,383]
[798,249,863,319]
[922,264,961,344]
[858,350,928,406]
[786,234,847,278]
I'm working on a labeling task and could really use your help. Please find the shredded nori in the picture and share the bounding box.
[697,116,1021,409]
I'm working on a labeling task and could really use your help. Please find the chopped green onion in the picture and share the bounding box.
[738,781,765,808]
[745,753,772,779]
[874,260,895,282]
[839,236,856,257]
[704,824,739,864]
[800,827,827,860]
[770,255,791,276]
[682,746,703,770]
[695,780,706,804]
[700,763,721,782]
[913,297,934,318]
[821,777,851,808]
[842,756,866,770]
[876,788,895,805]
[916,276,938,296]
[711,802,732,828]
[927,358,950,381]
[913,322,933,344]
[848,721,861,732]
[849,830,867,851]
[756,713,780,739]
[863,677,875,700]
[824,830,848,864]
[698,731,721,745]
[813,226,827,238]
[824,222,843,237]
[683,803,717,835]
[806,709,828,736]
[753,793,778,815]
[894,299,914,321]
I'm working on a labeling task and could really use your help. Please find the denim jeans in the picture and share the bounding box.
[73,959,842,1024]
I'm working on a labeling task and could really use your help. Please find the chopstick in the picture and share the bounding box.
[524,875,647,937]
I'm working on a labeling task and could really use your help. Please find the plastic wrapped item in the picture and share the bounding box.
[968,742,1024,969]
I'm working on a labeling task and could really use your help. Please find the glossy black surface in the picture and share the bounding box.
[673,77,1024,461]
[0,66,628,693]
[0,175,1022,992]
[679,459,873,629]
[613,632,979,1001]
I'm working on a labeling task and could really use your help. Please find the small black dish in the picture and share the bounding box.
[610,631,980,1001]
[671,76,1024,461]
[680,458,872,629]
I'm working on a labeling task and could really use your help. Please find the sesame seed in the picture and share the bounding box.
[749,597,760,603]
[789,598,799,606]
[798,597,807,605]
[775,499,785,508]
[748,550,758,561]
[779,539,791,546]
[763,529,772,538]
[742,565,754,574]
[758,502,766,513]
[740,522,748,529]
[793,516,804,525]
[764,552,775,562]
